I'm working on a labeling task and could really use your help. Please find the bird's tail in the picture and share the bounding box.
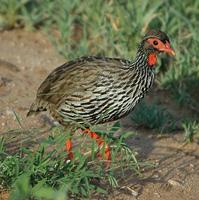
[27,100,47,117]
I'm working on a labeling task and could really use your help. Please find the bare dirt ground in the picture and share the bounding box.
[0,29,199,200]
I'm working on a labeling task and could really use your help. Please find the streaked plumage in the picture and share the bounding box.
[27,30,174,130]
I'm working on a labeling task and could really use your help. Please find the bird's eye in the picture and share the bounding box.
[153,40,158,45]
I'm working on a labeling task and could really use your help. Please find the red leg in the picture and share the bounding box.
[65,139,74,160]
[81,128,111,160]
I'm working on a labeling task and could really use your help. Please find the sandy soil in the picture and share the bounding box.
[0,29,199,200]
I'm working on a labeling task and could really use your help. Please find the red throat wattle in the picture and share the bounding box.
[147,53,157,66]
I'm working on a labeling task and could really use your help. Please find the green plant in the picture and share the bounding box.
[182,120,199,143]
[130,100,174,131]
[0,123,142,199]
[0,0,25,29]
[9,173,68,200]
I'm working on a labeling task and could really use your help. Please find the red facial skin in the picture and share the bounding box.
[147,38,175,56]
[146,37,175,66]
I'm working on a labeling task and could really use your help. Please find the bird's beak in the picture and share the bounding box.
[161,41,176,56]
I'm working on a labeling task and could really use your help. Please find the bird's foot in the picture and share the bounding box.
[65,139,74,160]
[97,145,111,160]
[65,129,111,162]
[81,128,111,161]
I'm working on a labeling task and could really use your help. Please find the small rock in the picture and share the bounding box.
[5,109,13,116]
[154,192,161,198]
[120,186,139,197]
[168,179,184,188]
[189,163,194,168]
[152,174,160,179]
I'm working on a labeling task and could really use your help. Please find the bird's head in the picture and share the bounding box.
[141,30,175,66]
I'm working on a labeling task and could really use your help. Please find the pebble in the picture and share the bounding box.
[189,164,194,168]
[168,179,184,188]
[120,186,139,197]
[5,109,13,116]
[154,192,161,198]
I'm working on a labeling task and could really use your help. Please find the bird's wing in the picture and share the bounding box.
[37,56,132,104]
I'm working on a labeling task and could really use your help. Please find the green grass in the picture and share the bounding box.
[182,120,199,143]
[130,100,175,132]
[0,123,144,199]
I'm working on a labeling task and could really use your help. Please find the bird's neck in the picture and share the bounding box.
[132,43,157,70]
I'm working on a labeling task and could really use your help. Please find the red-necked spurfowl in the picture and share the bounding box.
[27,30,175,160]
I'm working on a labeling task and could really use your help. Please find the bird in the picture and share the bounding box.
[27,30,175,161]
